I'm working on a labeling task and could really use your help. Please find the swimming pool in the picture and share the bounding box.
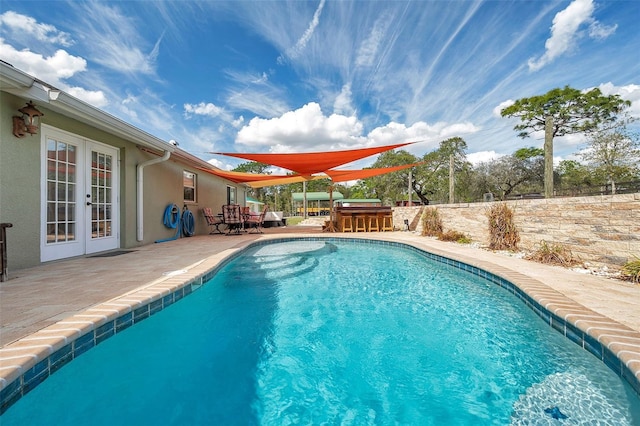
[1,239,639,424]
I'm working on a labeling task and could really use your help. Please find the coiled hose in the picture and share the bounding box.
[163,204,180,229]
[156,204,194,242]
[181,207,195,237]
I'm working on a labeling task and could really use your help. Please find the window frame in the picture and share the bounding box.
[183,170,197,203]
[227,185,236,205]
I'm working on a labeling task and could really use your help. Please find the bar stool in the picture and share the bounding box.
[341,215,353,232]
[354,215,367,232]
[368,215,380,232]
[381,214,393,231]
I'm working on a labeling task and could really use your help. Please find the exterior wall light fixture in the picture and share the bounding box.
[13,101,44,138]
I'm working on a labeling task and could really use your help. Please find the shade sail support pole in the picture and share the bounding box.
[303,181,308,219]
[323,184,337,232]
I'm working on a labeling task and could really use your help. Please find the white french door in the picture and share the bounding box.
[85,141,119,254]
[41,126,120,262]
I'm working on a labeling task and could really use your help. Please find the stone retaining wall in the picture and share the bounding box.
[393,193,640,269]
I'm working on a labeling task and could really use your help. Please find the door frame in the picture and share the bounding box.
[40,125,120,262]
[85,140,120,254]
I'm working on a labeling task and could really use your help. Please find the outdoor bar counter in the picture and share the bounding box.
[334,206,393,232]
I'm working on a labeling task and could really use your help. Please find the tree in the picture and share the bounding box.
[232,161,272,200]
[361,138,471,205]
[364,150,419,205]
[232,161,271,174]
[556,160,593,195]
[579,121,640,194]
[501,86,631,198]
[472,147,544,200]
[412,137,470,204]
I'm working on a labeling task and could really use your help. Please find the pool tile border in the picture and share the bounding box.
[1,237,639,415]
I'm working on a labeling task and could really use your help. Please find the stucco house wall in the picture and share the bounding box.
[1,65,245,271]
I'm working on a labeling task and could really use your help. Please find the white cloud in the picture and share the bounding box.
[236,102,365,151]
[528,0,616,71]
[224,69,271,86]
[76,2,159,75]
[252,72,269,84]
[0,39,86,81]
[67,86,108,107]
[0,38,106,106]
[595,82,640,118]
[280,0,326,61]
[234,102,484,158]
[493,100,515,118]
[0,11,73,46]
[207,158,234,171]
[232,116,245,128]
[588,20,617,39]
[466,151,505,165]
[440,122,481,137]
[333,84,355,116]
[184,102,225,118]
[355,16,388,67]
[554,133,588,152]
[225,87,290,118]
[367,121,479,147]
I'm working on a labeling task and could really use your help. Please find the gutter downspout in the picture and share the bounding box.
[137,150,171,241]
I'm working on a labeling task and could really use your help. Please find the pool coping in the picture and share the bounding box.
[1,235,639,414]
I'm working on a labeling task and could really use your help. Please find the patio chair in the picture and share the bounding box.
[245,205,268,234]
[202,207,224,234]
[222,204,244,235]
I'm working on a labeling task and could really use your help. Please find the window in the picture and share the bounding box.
[227,186,236,205]
[183,171,196,202]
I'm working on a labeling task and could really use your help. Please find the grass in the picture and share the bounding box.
[420,207,470,244]
[524,240,580,267]
[284,216,305,226]
[421,207,443,237]
[486,203,520,251]
[437,230,472,244]
[621,257,640,284]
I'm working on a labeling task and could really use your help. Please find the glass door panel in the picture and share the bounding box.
[85,142,119,254]
[45,139,77,244]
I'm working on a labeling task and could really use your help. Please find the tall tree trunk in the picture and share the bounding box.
[449,154,455,204]
[610,177,616,195]
[544,116,554,198]
[408,170,412,206]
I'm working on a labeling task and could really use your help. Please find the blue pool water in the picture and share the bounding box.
[2,240,639,425]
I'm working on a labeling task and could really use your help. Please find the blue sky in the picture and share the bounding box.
[1,0,639,171]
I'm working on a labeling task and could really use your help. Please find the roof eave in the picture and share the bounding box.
[0,61,175,153]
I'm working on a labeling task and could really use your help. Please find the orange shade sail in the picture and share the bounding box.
[210,142,413,175]
[245,175,327,188]
[195,167,297,184]
[196,167,327,188]
[197,162,422,188]
[324,162,423,183]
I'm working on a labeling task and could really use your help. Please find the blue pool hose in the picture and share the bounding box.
[181,207,195,237]
[163,204,180,229]
[156,204,194,242]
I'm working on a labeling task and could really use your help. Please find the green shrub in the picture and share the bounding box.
[437,230,472,244]
[524,240,580,267]
[621,257,640,284]
[421,207,443,237]
[486,203,520,250]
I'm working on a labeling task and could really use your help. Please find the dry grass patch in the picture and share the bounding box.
[421,207,443,237]
[525,240,581,267]
[437,230,472,244]
[621,257,640,284]
[486,203,520,251]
